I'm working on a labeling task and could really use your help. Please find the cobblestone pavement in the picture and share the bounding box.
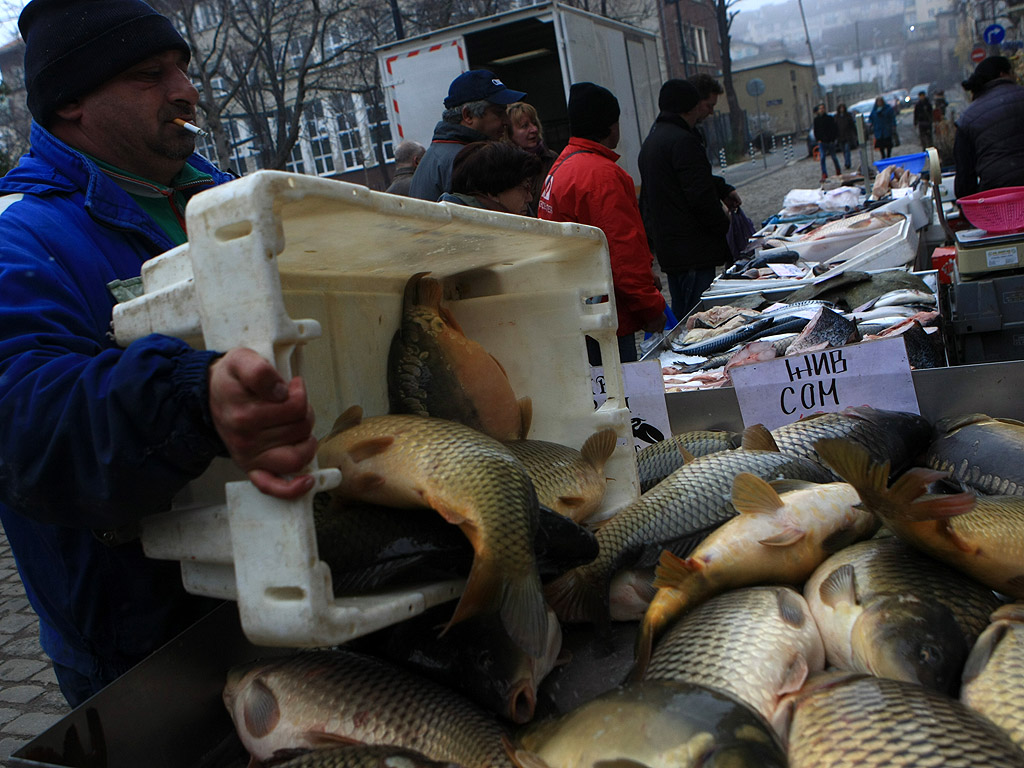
[0,530,68,766]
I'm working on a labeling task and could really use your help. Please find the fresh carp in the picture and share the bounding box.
[635,430,742,492]
[223,650,517,768]
[803,536,1000,693]
[962,603,1024,750]
[314,496,597,593]
[517,679,787,768]
[770,405,933,480]
[388,272,529,441]
[272,745,463,768]
[363,602,562,725]
[816,438,1024,599]
[926,413,1024,495]
[504,430,616,522]
[636,463,876,674]
[317,408,548,657]
[544,430,835,626]
[643,586,825,723]
[776,671,1024,767]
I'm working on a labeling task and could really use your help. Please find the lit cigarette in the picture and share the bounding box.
[173,118,208,137]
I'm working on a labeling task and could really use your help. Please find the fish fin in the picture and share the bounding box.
[818,564,858,609]
[346,436,395,464]
[778,654,811,695]
[348,472,387,494]
[423,495,472,528]
[581,427,618,470]
[678,446,697,464]
[498,570,550,658]
[518,397,533,440]
[509,740,555,768]
[740,424,780,452]
[543,568,609,624]
[327,405,363,438]
[759,527,807,547]
[770,696,796,751]
[813,439,890,502]
[442,556,502,635]
[885,469,975,520]
[777,587,810,629]
[653,549,701,588]
[961,621,1008,688]
[940,520,976,553]
[935,413,992,432]
[241,679,280,739]
[731,472,785,515]
[267,749,317,765]
[415,272,446,311]
[308,732,360,747]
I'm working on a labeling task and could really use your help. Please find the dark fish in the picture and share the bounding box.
[867,319,946,369]
[771,405,933,480]
[671,316,775,357]
[784,269,933,312]
[223,650,517,768]
[360,601,562,725]
[635,430,742,492]
[518,680,787,768]
[388,272,530,441]
[544,427,835,626]
[786,306,860,355]
[926,413,1024,496]
[777,671,1024,767]
[314,496,598,593]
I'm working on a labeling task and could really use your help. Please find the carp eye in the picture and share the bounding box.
[919,643,941,665]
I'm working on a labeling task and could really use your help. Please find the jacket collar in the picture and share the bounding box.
[654,111,696,132]
[566,135,619,162]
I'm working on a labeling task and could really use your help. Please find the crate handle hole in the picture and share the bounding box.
[214,221,254,242]
[265,586,306,601]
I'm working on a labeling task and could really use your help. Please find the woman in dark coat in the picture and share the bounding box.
[834,103,858,171]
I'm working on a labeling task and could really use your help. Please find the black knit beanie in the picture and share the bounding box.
[658,79,700,114]
[962,56,1012,94]
[568,82,620,140]
[20,0,191,127]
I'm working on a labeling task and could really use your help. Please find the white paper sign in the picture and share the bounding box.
[592,360,672,452]
[729,336,920,431]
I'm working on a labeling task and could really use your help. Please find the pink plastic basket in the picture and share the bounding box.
[958,186,1024,234]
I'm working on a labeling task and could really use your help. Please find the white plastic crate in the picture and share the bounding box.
[112,170,637,647]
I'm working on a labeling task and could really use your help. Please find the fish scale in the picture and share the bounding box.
[635,430,742,493]
[273,745,461,768]
[544,449,834,624]
[644,586,824,722]
[962,604,1024,750]
[784,674,1024,767]
[925,414,1024,496]
[224,650,515,767]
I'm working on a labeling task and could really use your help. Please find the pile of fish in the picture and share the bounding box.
[219,397,1024,767]
[211,277,1024,768]
[658,269,944,392]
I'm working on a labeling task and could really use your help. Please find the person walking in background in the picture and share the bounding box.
[813,103,842,180]
[505,102,557,216]
[408,70,526,202]
[955,56,1024,198]
[834,103,858,171]
[439,141,540,215]
[385,140,425,196]
[0,0,317,707]
[933,90,948,121]
[539,82,665,364]
[638,79,735,321]
[869,96,896,159]
[913,91,934,149]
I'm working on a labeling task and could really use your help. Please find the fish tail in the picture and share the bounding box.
[815,438,975,522]
[500,569,550,659]
[543,566,609,625]
[443,557,503,635]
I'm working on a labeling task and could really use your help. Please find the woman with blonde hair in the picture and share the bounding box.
[506,102,557,215]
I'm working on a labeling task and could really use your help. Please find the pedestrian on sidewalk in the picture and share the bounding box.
[913,91,934,149]
[834,103,858,171]
[813,103,842,180]
[870,96,896,159]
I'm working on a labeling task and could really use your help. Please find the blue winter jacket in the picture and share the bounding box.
[407,121,489,202]
[0,123,234,691]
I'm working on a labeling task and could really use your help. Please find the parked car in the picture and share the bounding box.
[908,82,936,100]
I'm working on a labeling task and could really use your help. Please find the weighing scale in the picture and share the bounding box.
[954,227,1024,278]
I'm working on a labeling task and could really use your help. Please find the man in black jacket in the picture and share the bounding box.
[913,91,934,149]
[639,79,738,320]
[813,103,842,181]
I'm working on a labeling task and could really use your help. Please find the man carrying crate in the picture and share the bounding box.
[0,0,317,707]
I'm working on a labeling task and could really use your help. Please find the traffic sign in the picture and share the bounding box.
[971,46,987,63]
[746,78,766,97]
[984,24,1006,45]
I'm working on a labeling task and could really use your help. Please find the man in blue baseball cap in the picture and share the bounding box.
[408,69,526,202]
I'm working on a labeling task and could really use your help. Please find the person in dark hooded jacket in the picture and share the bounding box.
[954,56,1024,198]
[638,79,735,320]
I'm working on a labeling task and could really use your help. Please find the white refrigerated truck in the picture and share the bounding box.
[375,1,663,185]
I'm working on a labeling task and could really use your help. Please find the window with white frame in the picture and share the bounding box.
[305,102,335,176]
[284,141,306,174]
[336,108,364,171]
[688,25,710,64]
[364,89,395,164]
[193,1,221,31]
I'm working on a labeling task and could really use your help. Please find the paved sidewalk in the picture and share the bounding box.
[0,531,68,765]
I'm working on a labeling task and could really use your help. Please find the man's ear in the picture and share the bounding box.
[54,100,85,122]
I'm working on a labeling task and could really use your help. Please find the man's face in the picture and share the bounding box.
[696,92,718,123]
[816,103,826,115]
[54,50,199,184]
[465,103,510,140]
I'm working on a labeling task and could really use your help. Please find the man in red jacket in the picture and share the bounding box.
[539,82,666,364]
